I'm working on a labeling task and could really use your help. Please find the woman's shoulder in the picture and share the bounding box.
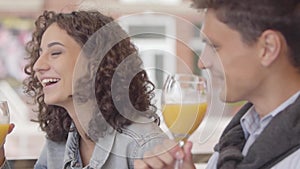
[126,116,164,134]
[35,138,67,169]
[118,116,167,145]
[44,138,67,156]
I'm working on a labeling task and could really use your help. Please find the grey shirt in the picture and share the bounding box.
[206,91,300,169]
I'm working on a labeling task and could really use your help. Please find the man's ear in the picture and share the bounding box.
[258,30,282,67]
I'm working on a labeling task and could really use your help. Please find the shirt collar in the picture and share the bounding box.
[268,91,300,118]
[241,91,300,139]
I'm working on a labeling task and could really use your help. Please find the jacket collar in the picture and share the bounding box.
[63,123,117,169]
[89,127,117,168]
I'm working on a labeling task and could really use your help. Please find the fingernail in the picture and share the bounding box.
[175,151,184,160]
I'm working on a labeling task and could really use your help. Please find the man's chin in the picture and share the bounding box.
[214,86,226,102]
[219,92,227,103]
[220,93,241,103]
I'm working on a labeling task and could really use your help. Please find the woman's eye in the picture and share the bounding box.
[51,51,62,56]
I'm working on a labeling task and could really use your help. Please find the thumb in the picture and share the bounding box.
[183,141,193,162]
[8,123,15,134]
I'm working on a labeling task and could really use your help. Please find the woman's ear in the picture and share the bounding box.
[258,30,282,67]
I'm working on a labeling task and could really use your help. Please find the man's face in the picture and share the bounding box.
[199,9,265,103]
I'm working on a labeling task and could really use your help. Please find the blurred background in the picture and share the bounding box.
[0,0,241,168]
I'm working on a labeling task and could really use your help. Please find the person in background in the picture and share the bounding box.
[0,10,166,169]
[134,0,300,168]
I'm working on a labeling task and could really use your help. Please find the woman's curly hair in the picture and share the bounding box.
[23,10,159,142]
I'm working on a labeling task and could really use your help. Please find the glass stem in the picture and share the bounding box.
[174,140,185,169]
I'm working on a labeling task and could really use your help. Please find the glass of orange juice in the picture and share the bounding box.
[162,73,207,169]
[0,101,10,146]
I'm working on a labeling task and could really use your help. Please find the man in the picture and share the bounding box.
[134,0,300,168]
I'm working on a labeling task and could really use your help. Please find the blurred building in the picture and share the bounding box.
[1,0,205,86]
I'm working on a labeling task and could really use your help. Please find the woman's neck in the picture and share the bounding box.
[63,101,96,166]
[80,135,95,167]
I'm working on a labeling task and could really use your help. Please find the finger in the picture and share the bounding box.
[182,141,196,169]
[162,139,184,160]
[152,145,174,167]
[162,139,179,154]
[183,141,193,162]
[8,123,15,134]
[134,159,150,169]
[157,153,175,169]
[143,151,166,169]
[1,123,15,147]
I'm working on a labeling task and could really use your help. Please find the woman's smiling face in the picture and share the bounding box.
[33,23,81,107]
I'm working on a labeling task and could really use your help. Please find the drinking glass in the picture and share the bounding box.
[161,74,207,169]
[0,101,10,145]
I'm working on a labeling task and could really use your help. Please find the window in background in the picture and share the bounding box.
[118,13,177,126]
[119,0,181,5]
[118,12,177,89]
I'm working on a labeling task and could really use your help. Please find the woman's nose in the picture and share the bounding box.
[33,54,50,73]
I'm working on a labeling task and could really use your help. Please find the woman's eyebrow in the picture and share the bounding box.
[47,41,65,48]
[39,42,65,54]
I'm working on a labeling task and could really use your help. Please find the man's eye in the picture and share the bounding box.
[208,43,219,50]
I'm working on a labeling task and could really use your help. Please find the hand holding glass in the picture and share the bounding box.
[0,101,10,146]
[162,74,207,169]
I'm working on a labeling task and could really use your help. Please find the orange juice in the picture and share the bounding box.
[163,103,207,141]
[0,124,9,145]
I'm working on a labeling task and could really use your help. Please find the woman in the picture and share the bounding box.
[0,10,166,169]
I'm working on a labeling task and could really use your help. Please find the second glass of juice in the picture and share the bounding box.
[162,74,207,142]
[0,101,10,145]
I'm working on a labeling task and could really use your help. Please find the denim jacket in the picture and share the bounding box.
[3,117,166,169]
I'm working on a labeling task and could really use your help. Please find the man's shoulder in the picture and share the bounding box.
[271,148,300,169]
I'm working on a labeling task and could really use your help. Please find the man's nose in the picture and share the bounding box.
[198,57,206,69]
[197,45,213,70]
